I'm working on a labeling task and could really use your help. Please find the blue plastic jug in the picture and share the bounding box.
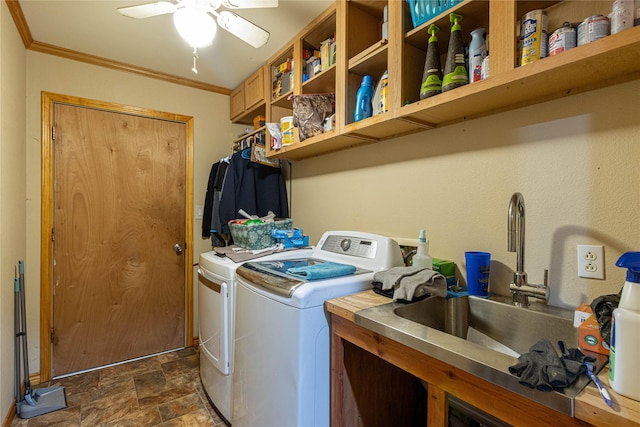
[354,75,374,122]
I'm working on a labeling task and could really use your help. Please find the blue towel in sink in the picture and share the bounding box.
[287,261,356,280]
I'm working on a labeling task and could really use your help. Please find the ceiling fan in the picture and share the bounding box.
[118,0,278,49]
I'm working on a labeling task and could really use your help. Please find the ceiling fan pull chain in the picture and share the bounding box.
[192,47,199,74]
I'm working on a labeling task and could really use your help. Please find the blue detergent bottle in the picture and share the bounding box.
[354,75,374,122]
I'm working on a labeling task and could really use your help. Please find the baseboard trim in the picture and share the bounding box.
[2,401,16,427]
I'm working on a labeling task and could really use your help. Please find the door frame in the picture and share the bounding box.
[40,91,194,381]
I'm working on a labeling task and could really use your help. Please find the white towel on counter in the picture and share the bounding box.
[374,266,447,302]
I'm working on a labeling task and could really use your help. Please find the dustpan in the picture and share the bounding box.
[14,260,67,419]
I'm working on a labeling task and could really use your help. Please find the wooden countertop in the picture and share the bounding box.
[325,290,640,427]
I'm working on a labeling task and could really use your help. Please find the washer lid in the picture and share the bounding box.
[237,258,369,298]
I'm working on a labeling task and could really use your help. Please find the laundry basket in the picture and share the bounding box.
[229,218,293,250]
[407,0,463,28]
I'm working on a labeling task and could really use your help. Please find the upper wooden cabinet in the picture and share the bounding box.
[262,4,342,154]
[244,66,265,111]
[230,65,266,124]
[229,85,245,121]
[233,0,640,159]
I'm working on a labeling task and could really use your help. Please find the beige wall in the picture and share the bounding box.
[1,1,27,421]
[25,51,244,375]
[291,79,640,309]
[10,22,640,404]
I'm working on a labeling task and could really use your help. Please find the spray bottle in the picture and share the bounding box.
[412,230,433,269]
[609,251,640,400]
[420,24,443,99]
[442,13,469,92]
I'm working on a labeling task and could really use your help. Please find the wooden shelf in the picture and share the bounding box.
[268,131,366,160]
[232,126,265,145]
[302,64,336,94]
[400,26,640,127]
[231,0,640,161]
[272,22,640,160]
[348,40,388,73]
[271,90,293,109]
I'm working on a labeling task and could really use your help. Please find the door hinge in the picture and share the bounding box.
[51,228,55,242]
[50,328,54,342]
[52,126,56,140]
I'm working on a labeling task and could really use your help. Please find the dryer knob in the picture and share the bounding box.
[340,239,351,251]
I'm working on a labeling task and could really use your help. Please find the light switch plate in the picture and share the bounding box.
[196,205,204,219]
[577,245,605,279]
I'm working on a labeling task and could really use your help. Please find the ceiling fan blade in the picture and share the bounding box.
[117,1,178,19]
[221,0,278,9]
[215,10,270,48]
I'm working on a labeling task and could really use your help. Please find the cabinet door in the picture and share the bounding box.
[244,67,265,111]
[230,85,245,120]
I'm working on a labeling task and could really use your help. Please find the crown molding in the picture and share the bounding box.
[4,0,231,95]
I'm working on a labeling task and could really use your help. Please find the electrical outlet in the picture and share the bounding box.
[577,245,605,279]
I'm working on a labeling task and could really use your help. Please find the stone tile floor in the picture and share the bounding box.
[10,347,226,427]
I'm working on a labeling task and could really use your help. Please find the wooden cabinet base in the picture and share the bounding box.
[330,314,590,427]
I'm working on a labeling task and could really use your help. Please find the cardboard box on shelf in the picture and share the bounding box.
[253,115,265,130]
[578,314,610,355]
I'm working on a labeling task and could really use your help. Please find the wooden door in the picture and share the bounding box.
[50,101,187,377]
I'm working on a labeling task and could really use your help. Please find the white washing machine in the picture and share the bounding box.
[232,231,403,427]
[198,246,312,424]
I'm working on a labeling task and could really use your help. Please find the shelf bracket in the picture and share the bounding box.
[345,133,381,143]
[395,117,435,130]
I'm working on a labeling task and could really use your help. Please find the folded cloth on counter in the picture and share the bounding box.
[287,261,356,280]
[373,266,447,302]
[508,339,594,391]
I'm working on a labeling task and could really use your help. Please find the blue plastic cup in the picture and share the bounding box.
[465,251,491,296]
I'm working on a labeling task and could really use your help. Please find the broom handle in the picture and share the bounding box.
[18,260,31,395]
[14,276,22,412]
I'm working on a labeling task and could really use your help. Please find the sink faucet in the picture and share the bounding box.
[507,192,549,307]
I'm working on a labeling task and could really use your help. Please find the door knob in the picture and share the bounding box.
[174,243,183,255]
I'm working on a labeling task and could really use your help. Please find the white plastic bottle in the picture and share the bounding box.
[412,229,433,269]
[609,251,640,400]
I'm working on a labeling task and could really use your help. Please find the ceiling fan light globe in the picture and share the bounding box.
[173,8,217,48]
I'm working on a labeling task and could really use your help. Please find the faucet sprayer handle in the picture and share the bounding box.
[510,269,549,305]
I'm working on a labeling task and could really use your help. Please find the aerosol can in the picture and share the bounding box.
[610,251,640,401]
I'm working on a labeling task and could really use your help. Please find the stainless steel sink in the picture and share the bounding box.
[354,294,608,416]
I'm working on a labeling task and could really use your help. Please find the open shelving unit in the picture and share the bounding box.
[230,0,640,161]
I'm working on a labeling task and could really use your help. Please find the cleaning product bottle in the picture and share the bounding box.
[419,24,443,99]
[354,75,374,122]
[468,28,487,83]
[373,70,389,115]
[412,229,433,269]
[609,251,640,400]
[442,13,469,92]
